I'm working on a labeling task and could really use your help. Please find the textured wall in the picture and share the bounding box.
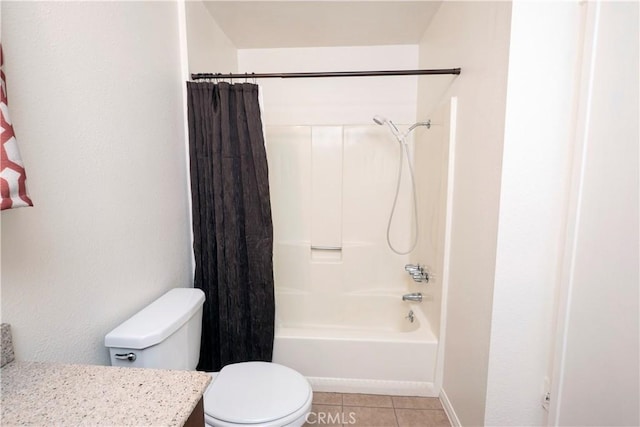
[484,2,585,425]
[1,1,192,365]
[551,2,639,425]
[417,2,512,425]
[185,0,238,75]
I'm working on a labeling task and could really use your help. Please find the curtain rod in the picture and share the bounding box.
[191,68,461,80]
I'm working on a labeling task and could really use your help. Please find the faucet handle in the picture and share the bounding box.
[413,268,430,283]
[412,272,425,282]
[406,264,430,283]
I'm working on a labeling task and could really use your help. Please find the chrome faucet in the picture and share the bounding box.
[404,264,430,283]
[402,292,423,302]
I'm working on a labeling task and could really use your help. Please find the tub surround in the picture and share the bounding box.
[1,361,211,426]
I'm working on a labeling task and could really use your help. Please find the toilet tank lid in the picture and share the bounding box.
[104,288,205,350]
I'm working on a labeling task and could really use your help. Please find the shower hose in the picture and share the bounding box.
[386,136,419,255]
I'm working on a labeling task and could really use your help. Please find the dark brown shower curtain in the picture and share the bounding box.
[187,82,274,372]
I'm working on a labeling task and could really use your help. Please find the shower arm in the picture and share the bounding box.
[406,120,431,133]
[394,120,432,143]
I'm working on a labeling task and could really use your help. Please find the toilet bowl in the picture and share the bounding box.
[104,288,312,427]
[204,362,312,427]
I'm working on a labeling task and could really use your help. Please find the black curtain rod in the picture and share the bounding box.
[191,68,461,80]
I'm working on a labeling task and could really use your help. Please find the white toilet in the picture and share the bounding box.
[104,288,312,427]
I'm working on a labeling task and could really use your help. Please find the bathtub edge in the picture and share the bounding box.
[306,376,437,397]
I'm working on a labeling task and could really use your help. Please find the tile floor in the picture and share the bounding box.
[304,392,452,427]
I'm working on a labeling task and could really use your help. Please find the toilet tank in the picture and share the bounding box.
[104,288,205,370]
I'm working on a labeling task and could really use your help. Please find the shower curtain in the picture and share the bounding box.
[187,81,274,372]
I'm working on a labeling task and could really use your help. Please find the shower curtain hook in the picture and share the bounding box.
[252,72,257,85]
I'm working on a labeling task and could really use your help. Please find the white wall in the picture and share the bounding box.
[238,45,419,125]
[185,0,237,75]
[550,2,639,425]
[412,102,451,338]
[0,1,191,365]
[417,3,512,425]
[484,2,585,425]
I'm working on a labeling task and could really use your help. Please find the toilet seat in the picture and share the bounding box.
[203,362,313,427]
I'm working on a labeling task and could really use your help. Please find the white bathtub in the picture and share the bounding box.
[272,292,438,397]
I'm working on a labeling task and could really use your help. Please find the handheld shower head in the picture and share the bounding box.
[373,115,401,138]
[373,115,386,126]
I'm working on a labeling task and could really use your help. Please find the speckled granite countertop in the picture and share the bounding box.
[1,361,211,426]
[1,324,15,367]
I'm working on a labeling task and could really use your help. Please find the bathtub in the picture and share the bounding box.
[272,292,438,397]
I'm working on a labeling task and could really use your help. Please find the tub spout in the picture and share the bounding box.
[402,293,423,302]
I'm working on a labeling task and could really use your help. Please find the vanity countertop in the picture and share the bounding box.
[1,361,211,426]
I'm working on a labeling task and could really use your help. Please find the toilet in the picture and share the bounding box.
[104,288,312,427]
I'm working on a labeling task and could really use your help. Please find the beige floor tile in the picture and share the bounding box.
[392,396,443,410]
[346,406,398,426]
[313,392,343,405]
[304,404,343,427]
[343,393,394,408]
[395,409,451,427]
